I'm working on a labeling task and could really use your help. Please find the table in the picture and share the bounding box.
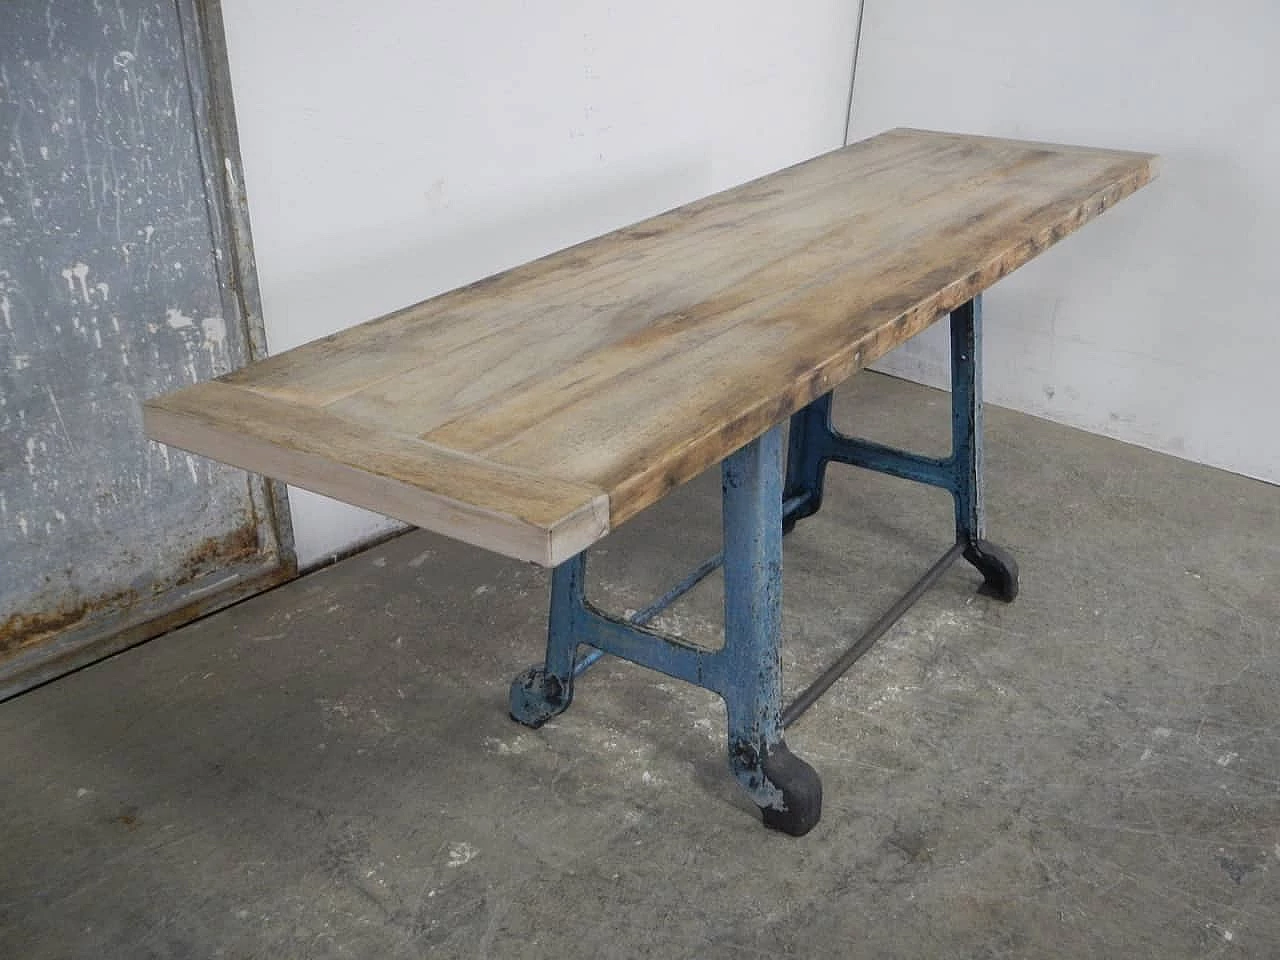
[144,129,1157,835]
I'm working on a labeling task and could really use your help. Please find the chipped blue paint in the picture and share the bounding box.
[511,425,821,835]
[784,296,987,546]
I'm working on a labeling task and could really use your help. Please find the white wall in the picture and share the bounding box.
[851,0,1279,486]
[221,0,860,567]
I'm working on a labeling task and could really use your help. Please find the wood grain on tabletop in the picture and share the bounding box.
[143,128,1158,565]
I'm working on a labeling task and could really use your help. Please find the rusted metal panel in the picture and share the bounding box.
[0,0,293,698]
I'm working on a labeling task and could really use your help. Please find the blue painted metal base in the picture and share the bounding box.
[784,295,1019,599]
[510,294,1015,837]
[510,425,821,836]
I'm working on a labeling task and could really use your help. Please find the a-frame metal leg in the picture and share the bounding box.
[777,294,1019,724]
[782,294,1017,602]
[510,425,821,835]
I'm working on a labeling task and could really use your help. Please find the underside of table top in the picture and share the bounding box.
[144,128,1158,566]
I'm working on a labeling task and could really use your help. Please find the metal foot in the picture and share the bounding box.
[509,666,573,728]
[760,743,823,836]
[729,740,823,836]
[963,539,1019,602]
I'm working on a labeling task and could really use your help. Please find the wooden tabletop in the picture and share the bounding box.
[144,129,1157,566]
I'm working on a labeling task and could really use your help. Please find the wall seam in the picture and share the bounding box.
[842,0,868,146]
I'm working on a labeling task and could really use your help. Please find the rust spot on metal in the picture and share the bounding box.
[0,589,140,658]
[172,522,259,587]
[0,521,259,661]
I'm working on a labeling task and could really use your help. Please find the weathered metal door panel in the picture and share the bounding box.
[0,0,294,697]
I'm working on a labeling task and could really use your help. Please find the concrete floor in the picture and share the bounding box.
[3,372,1278,958]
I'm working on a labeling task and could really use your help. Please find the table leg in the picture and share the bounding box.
[949,297,1019,601]
[781,391,834,534]
[720,424,822,836]
[508,552,585,728]
[775,294,1018,725]
[508,425,822,835]
[781,294,1017,600]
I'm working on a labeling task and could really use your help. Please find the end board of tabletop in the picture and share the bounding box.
[890,127,1159,171]
[142,381,610,567]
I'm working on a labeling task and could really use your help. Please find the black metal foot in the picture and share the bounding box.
[509,667,573,728]
[758,743,823,837]
[963,539,1019,603]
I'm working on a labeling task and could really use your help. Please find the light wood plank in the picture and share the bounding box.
[143,382,608,566]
